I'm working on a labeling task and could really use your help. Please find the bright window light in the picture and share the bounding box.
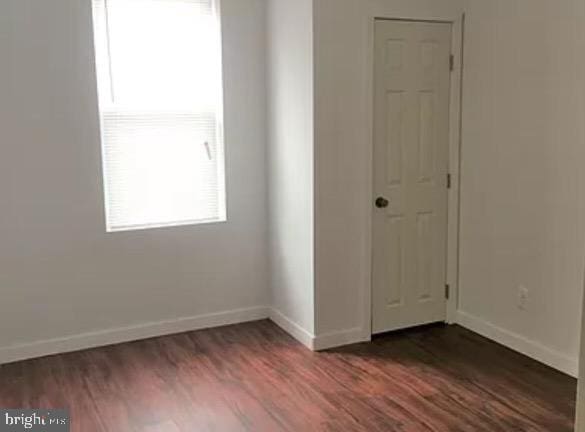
[91,0,226,232]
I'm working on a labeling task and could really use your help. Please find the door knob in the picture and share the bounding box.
[375,197,389,208]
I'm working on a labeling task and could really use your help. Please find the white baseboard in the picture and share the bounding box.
[15,304,564,375]
[268,308,369,352]
[0,306,270,365]
[313,327,369,351]
[456,310,578,378]
[268,308,315,350]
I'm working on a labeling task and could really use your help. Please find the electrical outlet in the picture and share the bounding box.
[517,285,529,310]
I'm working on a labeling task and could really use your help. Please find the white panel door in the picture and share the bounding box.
[372,20,452,334]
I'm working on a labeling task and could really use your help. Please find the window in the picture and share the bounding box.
[91,0,226,232]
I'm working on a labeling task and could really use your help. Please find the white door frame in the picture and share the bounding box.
[363,13,465,337]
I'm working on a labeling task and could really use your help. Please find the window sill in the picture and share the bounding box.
[106,217,227,233]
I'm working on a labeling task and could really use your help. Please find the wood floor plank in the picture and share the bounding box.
[0,321,576,431]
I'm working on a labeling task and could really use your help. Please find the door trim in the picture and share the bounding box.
[363,13,465,338]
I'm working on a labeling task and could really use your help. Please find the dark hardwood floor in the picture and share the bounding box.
[0,320,576,431]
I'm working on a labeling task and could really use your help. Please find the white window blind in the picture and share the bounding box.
[91,0,226,232]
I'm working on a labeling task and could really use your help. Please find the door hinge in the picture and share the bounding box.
[447,173,452,189]
[449,54,455,72]
[445,284,451,300]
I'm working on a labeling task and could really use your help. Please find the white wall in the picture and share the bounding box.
[266,0,315,339]
[457,0,585,376]
[313,0,463,337]
[0,0,269,361]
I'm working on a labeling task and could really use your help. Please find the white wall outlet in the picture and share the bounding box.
[517,285,529,310]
